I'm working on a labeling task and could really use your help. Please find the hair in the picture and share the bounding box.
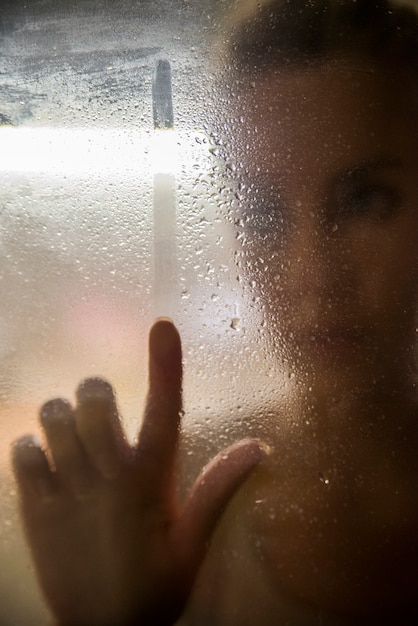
[208,0,418,159]
[215,0,418,76]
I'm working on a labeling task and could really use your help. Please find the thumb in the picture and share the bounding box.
[173,438,269,569]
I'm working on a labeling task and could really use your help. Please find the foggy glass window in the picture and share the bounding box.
[1,1,418,625]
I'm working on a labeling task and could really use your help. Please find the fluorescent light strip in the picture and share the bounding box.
[0,127,209,177]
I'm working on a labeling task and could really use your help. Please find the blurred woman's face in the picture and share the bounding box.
[226,61,418,616]
[233,60,418,391]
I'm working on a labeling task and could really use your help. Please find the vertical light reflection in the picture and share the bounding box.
[152,60,177,319]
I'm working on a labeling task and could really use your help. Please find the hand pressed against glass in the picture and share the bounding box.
[226,61,418,617]
[12,320,266,626]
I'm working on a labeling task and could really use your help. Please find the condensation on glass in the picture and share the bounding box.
[1,1,418,625]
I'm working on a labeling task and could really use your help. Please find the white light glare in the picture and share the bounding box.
[151,129,179,174]
[0,126,210,178]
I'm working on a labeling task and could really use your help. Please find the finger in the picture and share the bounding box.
[11,434,56,502]
[76,378,127,480]
[40,398,93,499]
[174,439,269,567]
[136,319,182,498]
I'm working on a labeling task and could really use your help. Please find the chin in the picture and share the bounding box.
[252,498,418,623]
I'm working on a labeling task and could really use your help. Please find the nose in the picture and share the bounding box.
[281,210,350,315]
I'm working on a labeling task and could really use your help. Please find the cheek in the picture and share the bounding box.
[346,222,418,322]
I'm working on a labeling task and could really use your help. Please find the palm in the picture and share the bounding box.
[21,466,173,625]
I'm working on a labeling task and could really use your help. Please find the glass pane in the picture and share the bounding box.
[1,1,418,625]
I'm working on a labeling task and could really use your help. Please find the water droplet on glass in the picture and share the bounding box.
[319,472,330,486]
[230,317,241,331]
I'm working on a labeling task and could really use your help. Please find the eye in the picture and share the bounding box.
[337,185,403,221]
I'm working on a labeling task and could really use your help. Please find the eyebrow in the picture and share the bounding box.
[335,157,403,185]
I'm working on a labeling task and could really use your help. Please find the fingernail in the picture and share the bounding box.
[12,436,56,502]
[237,438,272,464]
[40,399,72,427]
[12,433,41,451]
[11,434,43,467]
[77,378,114,403]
